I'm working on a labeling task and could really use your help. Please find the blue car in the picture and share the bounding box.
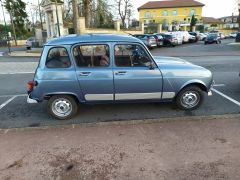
[27,34,213,120]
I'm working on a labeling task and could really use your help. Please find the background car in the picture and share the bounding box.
[199,33,207,41]
[159,33,178,47]
[152,34,164,47]
[188,34,197,43]
[236,32,240,42]
[25,37,36,50]
[229,32,237,38]
[188,32,199,42]
[133,34,157,49]
[205,33,221,44]
[180,31,190,43]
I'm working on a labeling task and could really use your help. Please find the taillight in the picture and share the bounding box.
[27,80,37,91]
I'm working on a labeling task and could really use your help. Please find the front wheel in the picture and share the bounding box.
[175,86,204,110]
[48,95,78,120]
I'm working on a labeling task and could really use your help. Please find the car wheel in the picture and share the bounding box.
[175,86,204,111]
[48,95,78,120]
[204,42,207,45]
[26,47,31,50]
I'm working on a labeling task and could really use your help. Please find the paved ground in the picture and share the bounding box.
[1,115,240,180]
[0,39,239,129]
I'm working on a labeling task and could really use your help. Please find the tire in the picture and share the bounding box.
[26,47,31,50]
[175,86,204,111]
[204,42,207,45]
[48,95,78,120]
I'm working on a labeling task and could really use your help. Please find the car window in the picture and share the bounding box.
[46,47,71,68]
[73,44,110,67]
[115,44,152,67]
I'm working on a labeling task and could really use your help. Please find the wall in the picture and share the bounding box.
[139,6,203,24]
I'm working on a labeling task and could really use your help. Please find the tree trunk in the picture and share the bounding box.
[84,0,91,28]
[72,0,79,34]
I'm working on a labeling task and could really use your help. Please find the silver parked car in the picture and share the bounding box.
[27,34,213,120]
[133,34,157,49]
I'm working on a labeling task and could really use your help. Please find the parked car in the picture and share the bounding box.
[27,34,213,120]
[229,32,237,38]
[219,33,225,39]
[235,32,240,42]
[168,31,183,45]
[132,34,157,49]
[205,33,221,44]
[152,34,164,47]
[159,33,178,47]
[188,34,197,43]
[25,37,36,50]
[188,32,199,42]
[180,31,190,43]
[199,33,207,41]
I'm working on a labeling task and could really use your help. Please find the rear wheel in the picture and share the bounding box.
[48,95,78,120]
[175,86,204,110]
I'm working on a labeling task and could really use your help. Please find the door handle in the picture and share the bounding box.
[79,72,91,76]
[115,71,126,75]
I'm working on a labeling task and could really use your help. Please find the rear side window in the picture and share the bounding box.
[46,47,71,68]
[73,45,110,67]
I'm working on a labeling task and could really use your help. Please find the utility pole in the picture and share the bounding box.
[55,0,61,37]
[238,0,240,30]
[0,0,10,53]
[72,0,79,34]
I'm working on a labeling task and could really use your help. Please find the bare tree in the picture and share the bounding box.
[116,0,133,29]
[72,0,79,33]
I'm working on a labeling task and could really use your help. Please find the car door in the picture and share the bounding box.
[73,44,114,102]
[113,43,163,101]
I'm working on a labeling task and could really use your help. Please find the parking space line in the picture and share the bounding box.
[0,72,34,75]
[0,96,17,110]
[212,88,240,107]
[213,84,226,87]
[0,94,27,98]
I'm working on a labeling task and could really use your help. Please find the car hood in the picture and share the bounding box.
[153,56,193,65]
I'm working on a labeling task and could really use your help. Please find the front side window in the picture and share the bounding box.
[115,44,152,67]
[73,45,110,67]
[46,47,71,68]
[172,10,178,16]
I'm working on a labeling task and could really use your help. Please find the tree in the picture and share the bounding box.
[190,14,197,31]
[72,0,79,33]
[116,0,133,29]
[4,0,28,40]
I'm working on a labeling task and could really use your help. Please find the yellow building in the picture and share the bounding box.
[138,0,205,31]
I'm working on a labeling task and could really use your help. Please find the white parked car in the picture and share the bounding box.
[167,32,183,45]
[199,33,207,41]
[25,37,36,50]
[180,31,190,43]
[229,32,237,38]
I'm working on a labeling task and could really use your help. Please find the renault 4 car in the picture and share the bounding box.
[27,34,213,120]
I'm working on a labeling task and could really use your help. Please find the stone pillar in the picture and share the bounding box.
[184,25,187,31]
[192,26,196,32]
[79,17,86,34]
[157,24,162,33]
[168,24,173,31]
[114,20,121,31]
[140,22,144,34]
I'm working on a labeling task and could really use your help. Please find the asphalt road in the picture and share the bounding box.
[0,39,239,129]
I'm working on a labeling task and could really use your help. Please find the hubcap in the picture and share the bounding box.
[52,98,72,117]
[181,91,199,109]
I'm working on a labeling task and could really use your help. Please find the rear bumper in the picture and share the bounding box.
[27,95,38,104]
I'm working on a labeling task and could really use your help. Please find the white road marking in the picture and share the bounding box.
[213,84,226,87]
[0,94,27,98]
[0,96,17,110]
[0,52,4,56]
[212,88,240,107]
[0,72,34,75]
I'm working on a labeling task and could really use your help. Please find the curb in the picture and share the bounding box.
[0,114,239,133]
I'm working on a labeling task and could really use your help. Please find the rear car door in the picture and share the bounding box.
[73,44,114,102]
[113,43,163,101]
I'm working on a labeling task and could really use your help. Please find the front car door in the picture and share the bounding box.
[73,44,114,102]
[113,43,163,101]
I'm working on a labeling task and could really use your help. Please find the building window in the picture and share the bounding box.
[162,10,168,16]
[144,12,151,18]
[190,9,195,16]
[172,10,178,16]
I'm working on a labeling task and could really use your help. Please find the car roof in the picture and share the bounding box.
[46,34,142,46]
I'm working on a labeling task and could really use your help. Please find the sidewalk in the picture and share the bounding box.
[8,48,42,57]
[1,114,240,180]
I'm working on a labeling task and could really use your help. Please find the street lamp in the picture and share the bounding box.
[0,0,10,53]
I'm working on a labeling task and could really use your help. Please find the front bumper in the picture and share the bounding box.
[27,95,38,104]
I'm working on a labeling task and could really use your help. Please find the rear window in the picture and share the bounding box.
[46,47,71,68]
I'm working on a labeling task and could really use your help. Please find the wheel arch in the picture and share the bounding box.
[179,80,208,94]
[43,93,80,103]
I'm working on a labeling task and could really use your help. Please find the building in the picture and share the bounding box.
[138,0,205,31]
[202,17,224,31]
[219,16,239,29]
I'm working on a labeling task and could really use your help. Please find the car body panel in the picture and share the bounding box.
[28,34,213,104]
